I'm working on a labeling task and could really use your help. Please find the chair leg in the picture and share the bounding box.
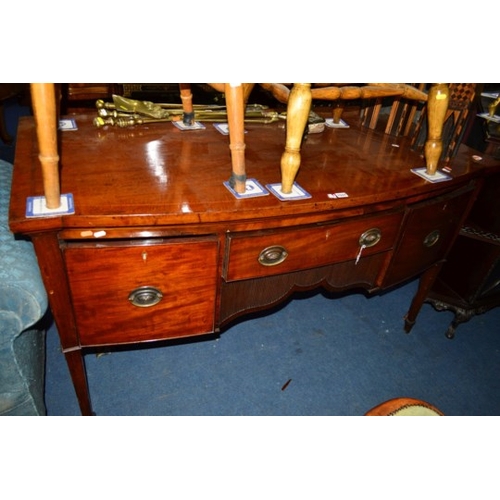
[424,83,450,175]
[225,83,247,194]
[179,83,194,125]
[280,83,312,193]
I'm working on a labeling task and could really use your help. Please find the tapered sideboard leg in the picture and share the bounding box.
[63,349,94,416]
[404,263,443,333]
[31,233,94,415]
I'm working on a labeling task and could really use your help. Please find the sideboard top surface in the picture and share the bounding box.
[9,110,500,233]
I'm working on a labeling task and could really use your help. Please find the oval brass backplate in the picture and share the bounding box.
[258,245,289,267]
[128,286,163,307]
[359,228,382,248]
[423,229,441,248]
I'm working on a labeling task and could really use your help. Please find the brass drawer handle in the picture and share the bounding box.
[128,286,163,307]
[359,228,382,248]
[423,229,441,248]
[258,245,289,267]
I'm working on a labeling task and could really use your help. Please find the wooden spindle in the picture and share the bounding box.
[424,83,449,175]
[30,83,60,209]
[280,83,312,193]
[225,83,246,194]
[179,83,194,125]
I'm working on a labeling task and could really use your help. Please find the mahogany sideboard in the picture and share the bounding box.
[9,109,500,415]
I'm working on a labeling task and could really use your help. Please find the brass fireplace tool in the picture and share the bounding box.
[93,95,281,128]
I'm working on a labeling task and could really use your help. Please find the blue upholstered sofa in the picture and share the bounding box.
[0,158,48,415]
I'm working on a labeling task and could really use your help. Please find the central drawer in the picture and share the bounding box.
[63,237,219,345]
[224,211,404,282]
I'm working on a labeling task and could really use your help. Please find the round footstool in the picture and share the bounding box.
[365,397,444,416]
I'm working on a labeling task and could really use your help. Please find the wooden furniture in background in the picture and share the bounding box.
[0,83,29,144]
[426,171,500,338]
[360,83,427,136]
[62,83,123,111]
[412,83,477,163]
[474,88,500,158]
[360,84,478,170]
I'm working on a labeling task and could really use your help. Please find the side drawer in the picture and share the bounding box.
[63,237,219,345]
[224,211,404,282]
[384,185,476,286]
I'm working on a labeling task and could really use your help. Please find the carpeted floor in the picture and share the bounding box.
[44,278,500,416]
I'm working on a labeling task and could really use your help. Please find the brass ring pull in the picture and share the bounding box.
[128,286,163,307]
[424,229,441,248]
[359,228,382,248]
[258,245,289,267]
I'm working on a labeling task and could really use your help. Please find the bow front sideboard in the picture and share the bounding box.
[9,88,500,415]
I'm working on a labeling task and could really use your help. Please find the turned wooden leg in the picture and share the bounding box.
[404,263,443,333]
[332,104,344,124]
[179,83,194,126]
[30,83,60,209]
[280,83,312,194]
[424,83,449,175]
[225,83,246,194]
